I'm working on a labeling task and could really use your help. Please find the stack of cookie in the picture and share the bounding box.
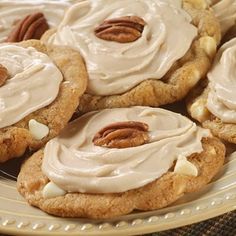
[0,0,235,219]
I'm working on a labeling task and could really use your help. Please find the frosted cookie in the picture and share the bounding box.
[0,40,87,163]
[42,0,221,112]
[208,0,236,37]
[17,107,225,219]
[0,0,72,42]
[187,38,236,144]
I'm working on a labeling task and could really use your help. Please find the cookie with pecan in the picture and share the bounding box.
[0,40,87,163]
[42,0,221,112]
[17,107,225,219]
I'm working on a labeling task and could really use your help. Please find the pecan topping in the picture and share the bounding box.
[6,12,49,42]
[0,64,9,87]
[93,121,149,148]
[94,16,146,43]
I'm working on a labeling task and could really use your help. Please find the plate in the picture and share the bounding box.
[1,150,236,236]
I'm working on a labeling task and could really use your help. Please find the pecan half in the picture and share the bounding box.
[94,16,146,43]
[6,12,49,42]
[0,64,9,87]
[93,121,149,148]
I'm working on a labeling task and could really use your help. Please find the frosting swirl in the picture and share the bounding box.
[42,107,210,194]
[0,44,63,128]
[0,0,72,42]
[46,0,198,96]
[207,38,236,123]
[210,0,236,36]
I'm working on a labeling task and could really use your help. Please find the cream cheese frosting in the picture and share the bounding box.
[46,0,198,96]
[210,0,236,36]
[207,38,236,123]
[42,107,210,194]
[0,44,63,128]
[0,0,72,42]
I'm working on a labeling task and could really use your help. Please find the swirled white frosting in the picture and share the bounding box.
[0,44,63,128]
[0,0,72,42]
[210,0,236,36]
[42,107,210,194]
[46,0,198,96]
[207,38,236,123]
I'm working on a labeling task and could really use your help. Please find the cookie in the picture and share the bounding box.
[0,40,87,163]
[17,107,225,219]
[187,38,236,144]
[42,0,221,113]
[0,0,72,42]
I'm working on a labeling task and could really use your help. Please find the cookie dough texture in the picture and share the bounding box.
[43,0,221,113]
[0,40,88,163]
[187,83,236,144]
[17,137,225,219]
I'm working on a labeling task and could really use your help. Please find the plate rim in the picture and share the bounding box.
[0,189,236,236]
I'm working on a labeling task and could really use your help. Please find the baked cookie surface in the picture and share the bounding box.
[17,107,225,219]
[0,40,88,163]
[187,38,236,144]
[42,0,221,112]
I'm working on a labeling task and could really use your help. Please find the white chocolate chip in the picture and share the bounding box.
[199,36,217,58]
[192,69,201,83]
[139,109,156,117]
[190,99,210,122]
[174,155,198,177]
[28,119,49,140]
[176,183,187,195]
[208,146,216,155]
[42,182,67,199]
